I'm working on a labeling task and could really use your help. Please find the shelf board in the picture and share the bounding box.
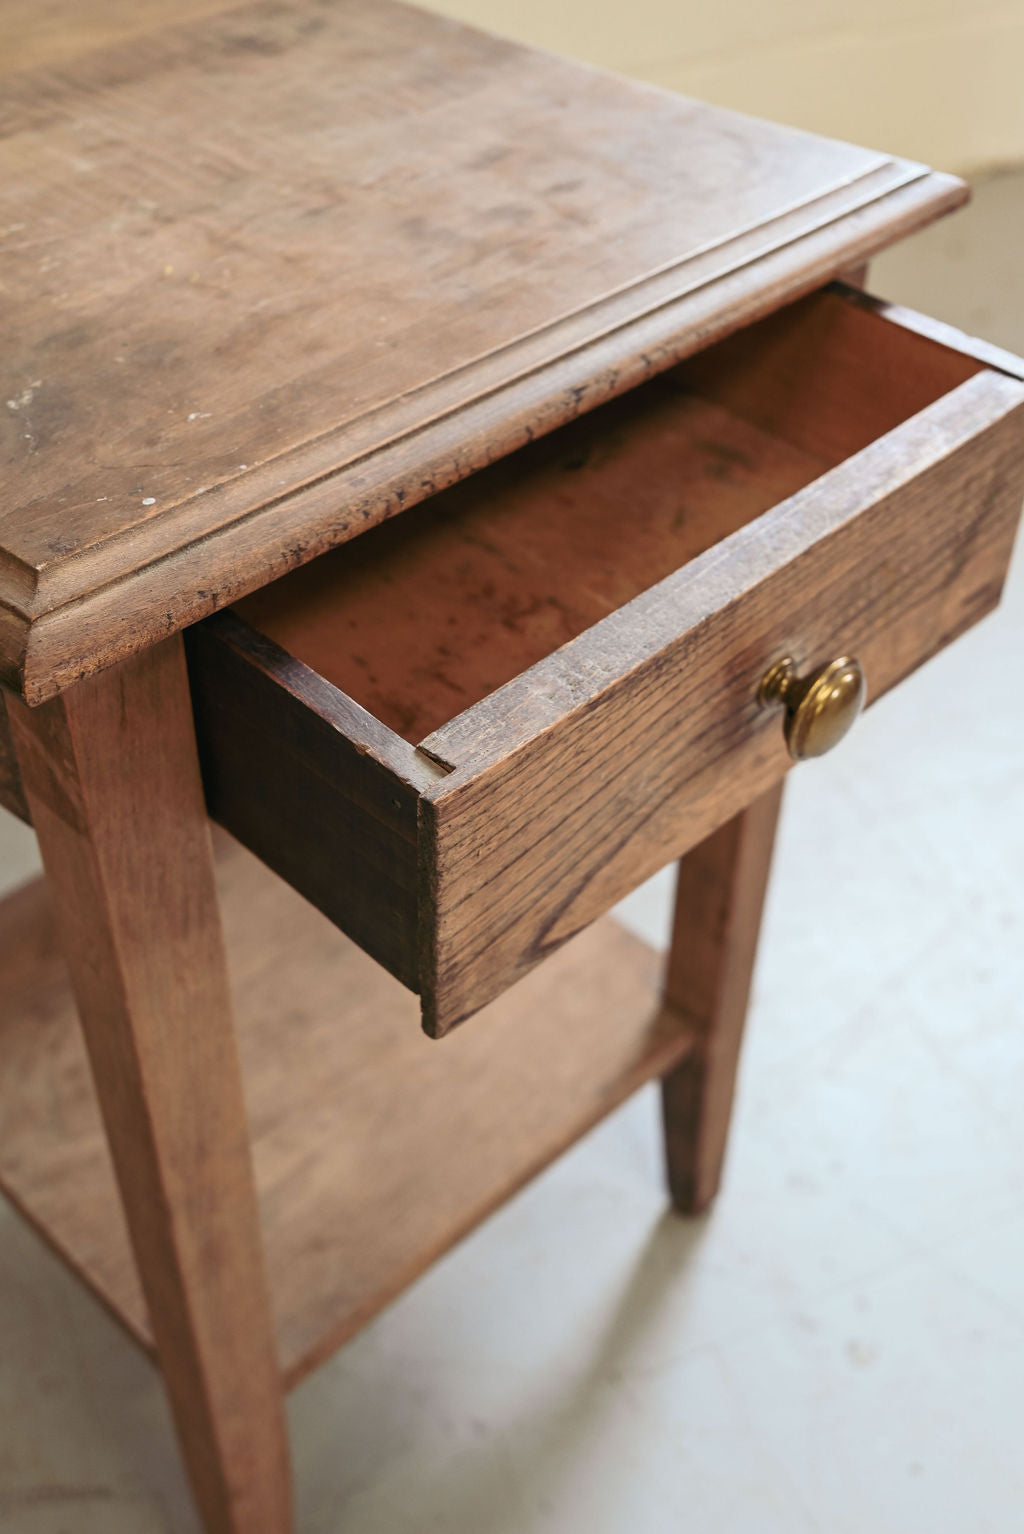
[0,833,691,1389]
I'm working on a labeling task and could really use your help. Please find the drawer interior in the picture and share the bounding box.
[199,283,1024,1032]
[236,288,983,746]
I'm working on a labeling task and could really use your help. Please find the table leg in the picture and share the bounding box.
[660,782,784,1214]
[8,637,292,1534]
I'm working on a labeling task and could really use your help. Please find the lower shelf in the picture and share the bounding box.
[0,833,692,1390]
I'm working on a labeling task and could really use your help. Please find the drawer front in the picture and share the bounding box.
[189,292,1024,1037]
[417,371,1024,1032]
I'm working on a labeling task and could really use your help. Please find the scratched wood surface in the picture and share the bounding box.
[0,831,690,1389]
[0,0,965,701]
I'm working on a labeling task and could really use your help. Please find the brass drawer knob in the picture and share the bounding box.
[759,654,866,760]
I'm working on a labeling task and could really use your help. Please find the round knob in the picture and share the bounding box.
[758,654,865,760]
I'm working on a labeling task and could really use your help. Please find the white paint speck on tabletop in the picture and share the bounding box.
[5,381,41,410]
[141,497,156,506]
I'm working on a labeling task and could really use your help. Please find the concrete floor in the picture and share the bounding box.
[1,170,1023,1533]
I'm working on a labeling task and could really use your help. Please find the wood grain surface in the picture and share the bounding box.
[195,291,1024,1031]
[661,783,785,1213]
[6,641,292,1534]
[0,0,965,701]
[0,692,28,822]
[187,611,442,989]
[236,286,1001,748]
[237,385,830,745]
[418,375,1024,1033]
[0,0,231,76]
[0,831,690,1390]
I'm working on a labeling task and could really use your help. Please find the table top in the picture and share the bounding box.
[0,0,964,702]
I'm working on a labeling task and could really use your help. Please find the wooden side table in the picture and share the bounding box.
[2,4,1023,1530]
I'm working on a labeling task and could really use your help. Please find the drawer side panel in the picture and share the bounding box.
[187,614,423,990]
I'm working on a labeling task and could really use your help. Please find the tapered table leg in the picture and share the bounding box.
[8,637,292,1534]
[660,782,784,1214]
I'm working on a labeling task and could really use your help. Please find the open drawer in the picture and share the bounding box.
[186,285,1024,1036]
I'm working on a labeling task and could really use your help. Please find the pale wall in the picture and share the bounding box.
[428,0,1024,175]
